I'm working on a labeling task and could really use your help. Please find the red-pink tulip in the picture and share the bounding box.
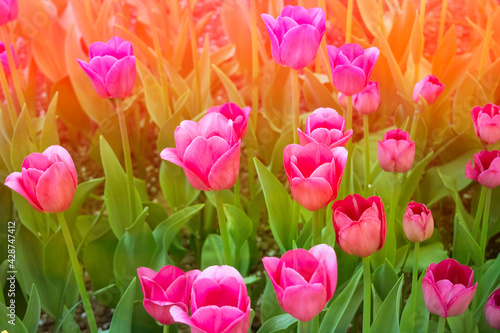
[283,143,347,211]
[4,145,77,213]
[263,244,337,322]
[485,287,500,329]
[327,43,380,96]
[0,42,19,74]
[332,194,386,257]
[77,36,136,99]
[422,259,477,318]
[261,5,325,70]
[161,112,241,192]
[0,0,17,25]
[297,108,353,148]
[206,103,251,139]
[378,129,415,173]
[353,81,380,114]
[465,150,500,188]
[471,103,500,145]
[412,75,445,104]
[138,266,200,325]
[403,202,434,242]
[170,265,251,333]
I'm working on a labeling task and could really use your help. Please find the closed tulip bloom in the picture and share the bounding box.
[170,265,251,333]
[263,244,337,322]
[403,202,434,242]
[138,266,200,325]
[412,75,445,104]
[465,150,500,188]
[485,287,500,329]
[77,36,136,99]
[378,129,415,173]
[471,103,500,145]
[332,194,386,257]
[327,43,380,96]
[0,42,19,74]
[353,81,380,114]
[283,142,347,211]
[422,259,477,318]
[161,113,241,192]
[0,0,18,25]
[261,5,325,70]
[206,103,251,139]
[297,108,353,148]
[4,146,77,213]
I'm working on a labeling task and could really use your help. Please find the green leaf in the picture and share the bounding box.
[11,105,37,171]
[11,192,44,237]
[257,313,297,333]
[472,255,500,318]
[64,177,104,226]
[0,300,29,333]
[404,242,448,272]
[109,278,137,333]
[159,160,200,212]
[371,276,404,333]
[261,275,286,324]
[400,271,429,333]
[201,234,225,268]
[398,151,434,207]
[23,284,40,333]
[448,308,478,333]
[372,259,398,300]
[457,217,482,267]
[225,204,253,251]
[40,92,60,149]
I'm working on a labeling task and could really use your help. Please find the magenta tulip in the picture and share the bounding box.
[412,75,445,104]
[332,194,386,257]
[0,42,19,74]
[206,103,251,139]
[262,244,337,322]
[161,112,241,192]
[4,145,77,213]
[485,287,500,329]
[283,142,347,211]
[422,259,477,318]
[77,36,136,99]
[170,265,251,333]
[138,266,200,325]
[403,202,434,242]
[471,103,500,145]
[378,129,415,173]
[297,108,353,148]
[0,0,17,25]
[261,5,325,70]
[327,43,380,96]
[465,150,500,188]
[353,81,380,114]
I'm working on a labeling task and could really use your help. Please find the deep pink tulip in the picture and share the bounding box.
[0,42,19,74]
[471,103,500,145]
[412,75,445,104]
[4,145,77,213]
[263,244,337,322]
[138,266,200,325]
[161,112,241,192]
[206,103,251,139]
[378,129,415,173]
[261,5,325,70]
[332,194,386,257]
[297,108,353,148]
[465,150,500,188]
[422,259,477,318]
[485,287,500,329]
[353,81,380,114]
[403,201,434,243]
[283,142,347,211]
[0,0,17,25]
[170,265,251,333]
[77,36,136,99]
[327,43,380,96]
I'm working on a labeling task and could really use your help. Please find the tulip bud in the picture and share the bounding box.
[485,287,500,330]
[470,103,500,145]
[465,150,500,189]
[378,129,415,173]
[412,75,445,104]
[0,42,19,74]
[206,103,251,139]
[0,0,18,26]
[402,202,434,242]
[353,81,380,114]
[297,108,353,148]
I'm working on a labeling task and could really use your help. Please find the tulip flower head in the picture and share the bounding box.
[4,145,78,213]
[422,259,477,318]
[465,150,500,188]
[378,129,415,173]
[412,75,445,104]
[297,108,353,148]
[471,103,500,145]
[77,36,136,99]
[485,287,500,329]
[261,5,325,70]
[353,81,380,114]
[403,202,434,243]
[0,42,19,75]
[263,244,337,322]
[0,0,18,26]
[206,103,251,139]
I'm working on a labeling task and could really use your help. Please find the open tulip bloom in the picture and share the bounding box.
[465,150,500,189]
[297,108,353,148]
[485,287,500,330]
[206,103,251,140]
[471,103,500,145]
[0,0,17,26]
[412,75,445,105]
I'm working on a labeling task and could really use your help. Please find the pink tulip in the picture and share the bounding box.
[261,5,325,70]
[160,112,241,192]
[412,75,445,104]
[485,287,500,329]
[0,42,19,74]
[170,265,251,333]
[262,244,337,322]
[297,108,353,148]
[283,142,347,211]
[0,0,17,25]
[403,202,434,242]
[422,258,477,318]
[378,129,415,173]
[77,36,136,99]
[332,194,386,257]
[138,266,200,325]
[4,146,77,213]
[471,103,500,145]
[327,43,380,96]
[337,92,347,109]
[206,103,251,139]
[465,150,500,188]
[353,81,380,114]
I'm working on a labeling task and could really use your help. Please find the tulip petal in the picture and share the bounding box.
[332,65,366,96]
[160,148,185,168]
[309,244,337,299]
[155,265,185,290]
[291,177,333,211]
[77,59,109,98]
[43,145,78,187]
[143,300,179,325]
[283,144,303,179]
[36,162,76,213]
[106,56,136,98]
[477,157,500,188]
[262,257,284,302]
[337,217,382,257]
[169,304,194,326]
[422,277,448,317]
[208,141,241,191]
[261,14,282,66]
[281,283,327,322]
[279,25,320,70]
[191,305,246,333]
[4,172,44,212]
[297,129,316,146]
[174,120,201,159]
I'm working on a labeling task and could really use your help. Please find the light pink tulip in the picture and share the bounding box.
[403,202,434,243]
[263,244,337,322]
[422,259,477,318]
[4,145,77,213]
[161,112,241,192]
[337,92,348,109]
[465,150,500,188]
[378,129,415,173]
[353,81,380,114]
[485,287,500,329]
[283,142,347,211]
[206,103,251,140]
[297,108,353,148]
[0,42,19,74]
[471,103,500,145]
[261,5,325,70]
[138,266,200,325]
[0,0,17,25]
[412,75,445,104]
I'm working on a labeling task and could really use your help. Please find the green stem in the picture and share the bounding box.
[215,190,232,266]
[298,319,311,333]
[342,96,353,197]
[312,209,323,246]
[480,188,491,259]
[248,148,256,199]
[163,325,169,333]
[291,69,300,144]
[472,186,487,239]
[386,173,398,264]
[56,213,98,333]
[409,104,420,142]
[437,316,446,333]
[362,256,371,333]
[234,176,241,208]
[410,242,420,333]
[364,114,370,195]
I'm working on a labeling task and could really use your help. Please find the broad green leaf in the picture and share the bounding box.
[11,105,37,171]
[0,300,29,333]
[212,64,245,107]
[143,201,168,230]
[457,218,482,267]
[398,151,434,207]
[438,169,474,229]
[400,271,429,333]
[23,284,40,333]
[372,259,398,301]
[40,93,60,149]
[159,160,200,213]
[261,275,286,324]
[136,61,168,127]
[224,203,253,251]
[109,278,137,333]
[130,302,163,333]
[64,177,105,226]
[472,255,500,318]
[11,192,44,237]
[448,308,478,333]
[201,234,224,268]
[257,313,297,333]
[403,241,448,272]
[371,276,404,333]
